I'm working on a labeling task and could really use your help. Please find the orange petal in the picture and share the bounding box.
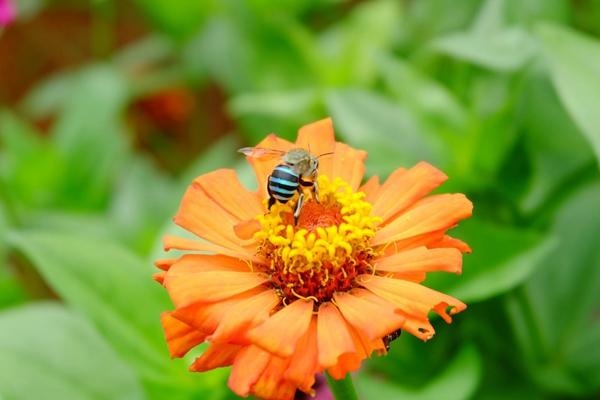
[334,289,405,341]
[174,182,256,257]
[163,235,263,264]
[161,312,206,358]
[429,234,472,253]
[330,142,367,191]
[375,246,462,274]
[234,219,262,240]
[172,288,271,340]
[372,162,447,224]
[172,298,234,334]
[284,317,318,394]
[210,289,281,344]
[252,356,296,400]
[399,315,435,341]
[228,345,271,397]
[189,342,242,372]
[295,118,336,179]
[373,194,473,245]
[153,271,166,285]
[165,270,268,307]
[166,254,253,277]
[391,271,427,282]
[357,275,466,322]
[248,299,314,357]
[192,169,263,221]
[155,258,178,271]
[327,353,362,380]
[359,175,380,203]
[246,134,295,200]
[316,302,356,368]
[326,325,374,379]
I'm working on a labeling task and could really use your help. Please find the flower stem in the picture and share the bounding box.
[325,372,359,400]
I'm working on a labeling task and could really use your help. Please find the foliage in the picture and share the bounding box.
[0,0,599,398]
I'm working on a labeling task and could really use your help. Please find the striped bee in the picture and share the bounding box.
[238,147,331,221]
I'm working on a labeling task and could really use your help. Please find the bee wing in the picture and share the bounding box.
[238,147,286,159]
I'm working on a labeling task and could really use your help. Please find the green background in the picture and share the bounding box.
[0,0,599,398]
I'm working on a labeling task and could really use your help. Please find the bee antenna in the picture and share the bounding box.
[317,151,334,159]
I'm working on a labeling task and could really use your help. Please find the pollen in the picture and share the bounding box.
[253,175,382,304]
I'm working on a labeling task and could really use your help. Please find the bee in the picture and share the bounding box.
[238,147,332,221]
[383,329,402,352]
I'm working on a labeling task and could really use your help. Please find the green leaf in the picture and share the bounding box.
[109,157,178,255]
[379,55,468,134]
[51,65,131,209]
[326,89,445,176]
[19,70,74,119]
[319,0,402,86]
[6,230,176,388]
[520,70,594,213]
[507,182,600,396]
[178,134,243,190]
[537,23,600,168]
[433,27,537,72]
[229,89,318,118]
[431,1,537,71]
[358,345,482,400]
[0,111,64,209]
[427,218,556,302]
[134,0,210,40]
[0,302,144,400]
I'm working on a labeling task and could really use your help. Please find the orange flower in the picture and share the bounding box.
[154,118,473,400]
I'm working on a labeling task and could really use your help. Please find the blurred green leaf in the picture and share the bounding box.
[505,0,571,26]
[229,89,318,119]
[326,89,444,176]
[109,157,178,255]
[433,27,537,72]
[178,134,242,189]
[19,70,74,119]
[7,230,176,389]
[537,23,600,168]
[520,71,594,213]
[135,0,210,40]
[0,302,145,400]
[427,218,555,302]
[379,55,468,134]
[51,65,131,210]
[0,111,64,209]
[184,15,256,93]
[507,182,600,396]
[358,345,482,400]
[432,0,537,71]
[318,0,401,86]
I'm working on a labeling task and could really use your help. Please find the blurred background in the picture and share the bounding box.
[1,0,599,399]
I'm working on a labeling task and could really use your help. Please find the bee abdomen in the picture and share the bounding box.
[268,165,299,203]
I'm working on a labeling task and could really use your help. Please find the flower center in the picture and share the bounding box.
[254,176,381,304]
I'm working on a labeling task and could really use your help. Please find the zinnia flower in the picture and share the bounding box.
[0,0,16,27]
[154,118,472,400]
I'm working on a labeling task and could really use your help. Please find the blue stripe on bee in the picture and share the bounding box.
[268,185,296,195]
[273,193,290,201]
[273,165,299,179]
[269,176,298,188]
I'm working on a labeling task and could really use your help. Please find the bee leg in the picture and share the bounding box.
[299,178,318,202]
[267,181,276,210]
[294,192,305,224]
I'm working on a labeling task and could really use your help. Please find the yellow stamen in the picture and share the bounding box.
[253,175,380,303]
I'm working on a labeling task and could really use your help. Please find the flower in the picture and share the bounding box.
[154,118,473,400]
[0,0,16,27]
